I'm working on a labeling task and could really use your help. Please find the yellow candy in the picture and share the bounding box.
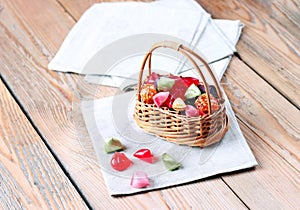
[172,98,186,111]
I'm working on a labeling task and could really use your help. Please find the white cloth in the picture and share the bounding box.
[81,92,257,195]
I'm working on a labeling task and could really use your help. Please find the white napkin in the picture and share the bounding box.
[48,0,243,84]
[81,92,257,195]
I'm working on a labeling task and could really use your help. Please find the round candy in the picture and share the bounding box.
[195,94,220,116]
[111,152,132,171]
[140,84,157,104]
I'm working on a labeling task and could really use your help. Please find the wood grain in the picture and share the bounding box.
[197,0,300,108]
[224,120,300,209]
[57,0,152,21]
[223,57,300,170]
[0,0,246,209]
[0,80,88,209]
[0,0,299,208]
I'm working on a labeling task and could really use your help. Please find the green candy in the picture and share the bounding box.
[104,137,126,153]
[184,83,201,99]
[162,153,181,171]
[157,77,175,91]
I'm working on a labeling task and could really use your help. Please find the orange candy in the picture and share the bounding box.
[195,94,220,115]
[140,84,157,104]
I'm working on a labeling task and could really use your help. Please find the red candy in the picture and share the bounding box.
[133,149,154,163]
[110,152,132,171]
[153,92,169,107]
[169,77,189,100]
[181,77,199,87]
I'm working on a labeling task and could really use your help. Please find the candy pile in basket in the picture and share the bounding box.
[134,41,229,147]
[140,72,221,118]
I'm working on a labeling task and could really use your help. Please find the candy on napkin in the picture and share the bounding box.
[133,148,155,163]
[162,153,181,171]
[130,171,150,188]
[104,137,126,153]
[110,152,132,171]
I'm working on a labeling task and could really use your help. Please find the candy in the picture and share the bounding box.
[209,85,218,98]
[195,94,220,116]
[130,171,150,188]
[104,137,126,154]
[140,84,157,104]
[198,83,206,94]
[184,84,201,99]
[110,152,132,171]
[162,153,181,171]
[153,92,169,107]
[157,77,175,91]
[169,77,188,100]
[133,148,154,163]
[185,105,200,117]
[181,76,199,87]
[164,95,175,108]
[144,72,160,85]
[172,98,186,111]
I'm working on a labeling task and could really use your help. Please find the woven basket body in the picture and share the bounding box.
[134,41,229,147]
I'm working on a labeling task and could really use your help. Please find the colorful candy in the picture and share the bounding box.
[184,83,201,99]
[110,152,132,171]
[153,92,169,107]
[130,171,150,188]
[162,153,181,171]
[185,105,200,117]
[133,148,155,163]
[140,73,221,117]
[104,137,126,154]
[172,98,186,111]
[140,84,157,104]
[195,93,220,116]
[156,77,175,91]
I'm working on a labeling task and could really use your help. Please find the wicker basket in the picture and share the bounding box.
[134,41,229,147]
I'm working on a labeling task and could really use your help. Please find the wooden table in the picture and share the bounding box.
[1,0,299,209]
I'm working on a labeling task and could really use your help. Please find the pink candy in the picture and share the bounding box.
[185,105,200,117]
[130,171,150,188]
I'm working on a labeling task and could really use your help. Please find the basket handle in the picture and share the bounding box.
[137,40,223,116]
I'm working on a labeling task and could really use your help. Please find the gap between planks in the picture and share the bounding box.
[0,75,93,210]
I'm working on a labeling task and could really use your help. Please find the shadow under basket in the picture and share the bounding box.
[133,41,230,147]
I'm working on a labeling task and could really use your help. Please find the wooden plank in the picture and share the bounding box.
[223,57,300,171]
[57,0,152,21]
[0,80,88,209]
[197,0,300,107]
[223,121,300,209]
[1,0,299,208]
[0,0,247,208]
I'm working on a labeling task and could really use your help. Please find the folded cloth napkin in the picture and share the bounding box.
[47,0,257,195]
[48,0,243,83]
